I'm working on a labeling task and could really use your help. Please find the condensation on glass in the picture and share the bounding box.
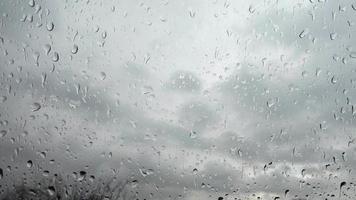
[0,0,355,199]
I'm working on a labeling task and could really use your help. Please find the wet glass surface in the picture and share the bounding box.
[1,0,356,199]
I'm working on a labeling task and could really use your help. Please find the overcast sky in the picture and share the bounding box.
[1,0,356,199]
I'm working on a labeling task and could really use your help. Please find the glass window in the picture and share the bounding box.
[0,0,355,199]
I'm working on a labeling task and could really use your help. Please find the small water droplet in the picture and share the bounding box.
[102,31,107,39]
[340,181,346,197]
[43,44,51,55]
[192,168,198,174]
[47,186,56,196]
[0,96,7,103]
[52,52,59,62]
[71,44,78,54]
[26,160,33,168]
[42,170,49,176]
[248,5,255,13]
[330,32,337,40]
[46,22,54,31]
[284,189,290,197]
[89,175,95,182]
[78,170,86,181]
[40,151,46,158]
[350,52,356,58]
[267,98,278,108]
[139,168,154,177]
[0,130,7,138]
[189,130,197,139]
[28,0,35,7]
[299,29,309,38]
[331,76,338,84]
[100,72,106,80]
[31,102,41,112]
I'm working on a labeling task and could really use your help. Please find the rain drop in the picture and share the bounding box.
[299,29,309,38]
[43,44,51,55]
[189,130,197,139]
[100,72,106,80]
[28,0,35,7]
[52,52,59,62]
[46,22,54,31]
[47,186,56,196]
[71,44,78,54]
[331,76,337,84]
[31,102,41,112]
[330,32,337,40]
[0,130,7,138]
[26,160,33,168]
[0,96,7,103]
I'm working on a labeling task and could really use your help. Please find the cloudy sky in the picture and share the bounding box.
[1,0,356,199]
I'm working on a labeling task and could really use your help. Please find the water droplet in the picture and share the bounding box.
[71,44,78,54]
[102,31,107,39]
[42,170,49,176]
[0,168,3,179]
[189,130,197,139]
[40,151,46,158]
[78,170,86,181]
[267,98,278,108]
[28,0,35,7]
[100,72,106,80]
[0,96,7,103]
[139,168,154,177]
[350,52,356,58]
[43,44,51,55]
[0,130,7,137]
[299,29,309,38]
[330,32,337,40]
[192,168,198,174]
[47,186,56,196]
[26,160,33,168]
[331,76,338,84]
[340,181,346,197]
[52,52,59,62]
[46,22,54,31]
[248,5,255,13]
[31,102,41,112]
[284,189,290,197]
[89,175,95,182]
